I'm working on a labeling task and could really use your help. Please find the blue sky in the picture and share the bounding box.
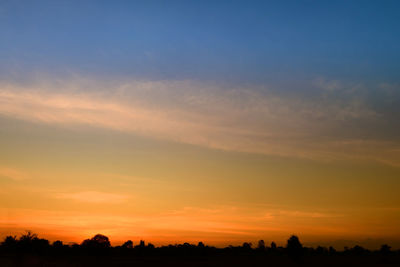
[0,0,399,158]
[1,0,399,84]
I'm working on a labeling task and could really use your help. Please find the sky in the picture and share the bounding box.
[0,0,400,249]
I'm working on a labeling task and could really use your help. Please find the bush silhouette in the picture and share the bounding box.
[15,231,49,252]
[52,240,64,248]
[286,235,303,259]
[380,244,391,254]
[2,236,17,247]
[122,240,133,249]
[2,235,17,251]
[242,242,252,250]
[81,234,111,249]
[257,240,265,250]
[19,231,37,244]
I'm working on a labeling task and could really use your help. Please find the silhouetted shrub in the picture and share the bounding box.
[52,240,63,248]
[315,246,328,254]
[122,240,133,249]
[81,234,111,249]
[19,231,37,245]
[242,242,252,250]
[329,246,336,254]
[136,240,145,248]
[286,235,303,259]
[2,236,17,247]
[380,244,391,254]
[1,235,17,251]
[14,231,49,252]
[257,240,265,251]
[350,245,368,255]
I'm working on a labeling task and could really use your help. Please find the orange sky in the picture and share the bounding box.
[0,82,399,249]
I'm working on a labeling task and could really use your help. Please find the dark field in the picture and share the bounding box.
[1,233,399,267]
[1,250,400,267]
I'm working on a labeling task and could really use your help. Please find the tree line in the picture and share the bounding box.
[0,231,397,257]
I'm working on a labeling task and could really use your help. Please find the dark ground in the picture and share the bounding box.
[1,250,400,267]
[1,233,399,266]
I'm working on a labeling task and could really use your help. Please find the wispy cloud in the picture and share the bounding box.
[54,191,129,204]
[0,166,30,181]
[0,77,398,165]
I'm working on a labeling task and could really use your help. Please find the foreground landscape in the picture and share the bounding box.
[1,232,399,266]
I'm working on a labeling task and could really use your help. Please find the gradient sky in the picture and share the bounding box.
[0,0,400,249]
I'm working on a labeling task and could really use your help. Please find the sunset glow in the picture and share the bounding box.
[1,0,399,250]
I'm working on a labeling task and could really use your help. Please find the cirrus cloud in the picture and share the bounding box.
[55,191,129,204]
[0,76,398,165]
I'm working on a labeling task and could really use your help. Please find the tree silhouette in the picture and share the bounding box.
[286,235,303,259]
[19,231,37,244]
[380,244,391,254]
[16,231,49,252]
[2,235,17,251]
[350,245,367,255]
[122,240,133,249]
[1,232,400,266]
[81,234,110,249]
[2,236,17,247]
[242,242,252,250]
[53,240,63,246]
[139,240,145,247]
[257,240,265,250]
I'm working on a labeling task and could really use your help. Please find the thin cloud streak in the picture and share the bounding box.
[0,166,31,181]
[54,191,130,204]
[0,77,398,165]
